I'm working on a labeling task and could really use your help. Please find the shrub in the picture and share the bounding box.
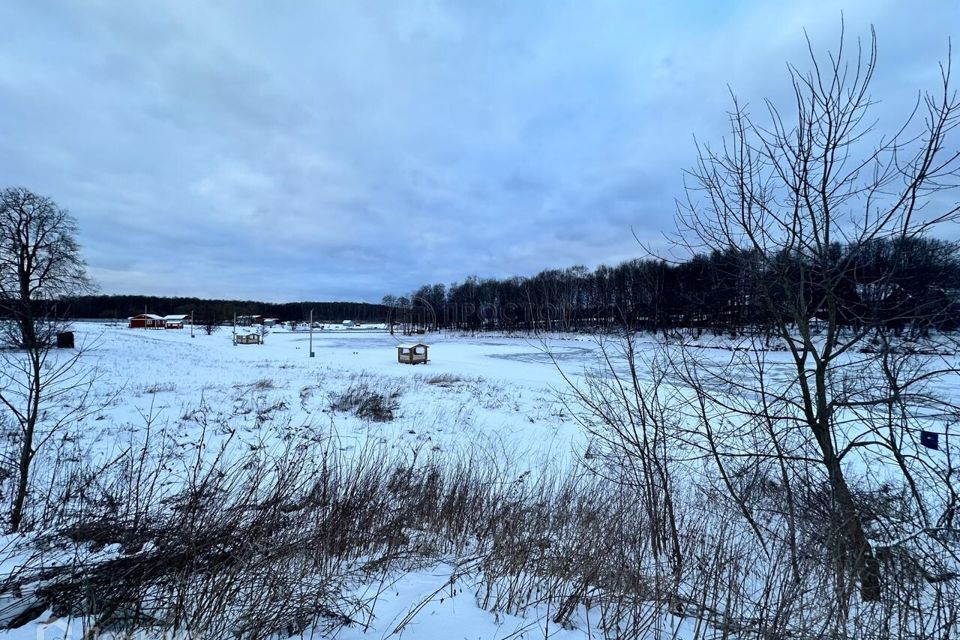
[330,382,400,422]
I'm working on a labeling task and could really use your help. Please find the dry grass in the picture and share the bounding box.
[330,381,401,422]
[0,420,952,639]
[425,373,464,387]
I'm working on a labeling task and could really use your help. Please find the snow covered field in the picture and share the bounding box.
[1,322,642,640]
[64,322,609,464]
[4,322,956,640]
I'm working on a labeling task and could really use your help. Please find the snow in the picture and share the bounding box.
[7,322,952,638]
[53,323,600,467]
[0,322,618,640]
[3,565,696,640]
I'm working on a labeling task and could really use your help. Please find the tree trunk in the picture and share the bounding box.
[815,421,881,601]
[9,353,41,532]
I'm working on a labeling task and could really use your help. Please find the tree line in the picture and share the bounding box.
[54,234,960,338]
[63,295,390,325]
[391,236,960,335]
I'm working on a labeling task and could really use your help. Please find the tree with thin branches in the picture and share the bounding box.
[673,26,960,603]
[0,187,94,531]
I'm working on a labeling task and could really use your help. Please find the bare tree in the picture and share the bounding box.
[0,187,94,531]
[201,316,220,336]
[560,335,686,605]
[672,26,960,603]
[0,188,90,348]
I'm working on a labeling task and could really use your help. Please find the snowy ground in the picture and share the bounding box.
[63,322,609,465]
[1,322,629,640]
[8,323,953,639]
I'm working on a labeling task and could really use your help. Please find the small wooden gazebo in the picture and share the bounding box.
[397,343,429,365]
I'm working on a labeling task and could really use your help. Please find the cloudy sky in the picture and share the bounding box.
[0,1,956,302]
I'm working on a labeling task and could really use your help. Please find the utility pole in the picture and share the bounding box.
[309,309,315,358]
[190,310,195,338]
[233,313,237,346]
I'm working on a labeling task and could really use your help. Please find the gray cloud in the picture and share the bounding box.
[0,0,956,301]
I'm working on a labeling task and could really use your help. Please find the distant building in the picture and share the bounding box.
[237,315,264,326]
[163,314,189,329]
[129,313,164,329]
[342,320,354,327]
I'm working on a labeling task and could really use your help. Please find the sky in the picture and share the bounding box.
[0,0,957,302]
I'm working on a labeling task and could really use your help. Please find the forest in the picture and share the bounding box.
[64,295,390,325]
[66,235,960,337]
[393,236,960,334]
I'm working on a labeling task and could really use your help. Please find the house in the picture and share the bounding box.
[163,314,189,329]
[342,320,355,327]
[263,318,279,327]
[397,343,429,365]
[129,313,165,329]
